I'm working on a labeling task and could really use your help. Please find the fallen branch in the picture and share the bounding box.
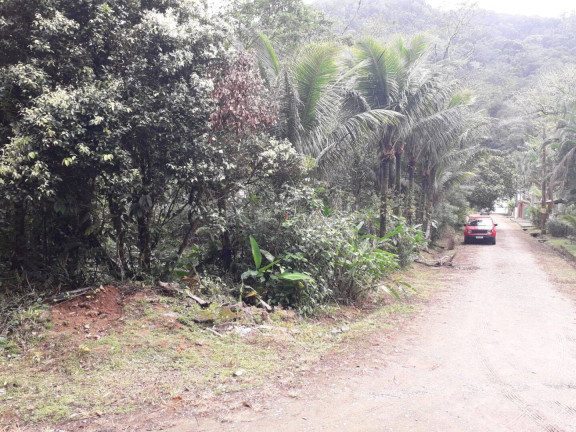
[415,252,456,267]
[157,281,211,308]
[44,286,94,304]
[258,298,273,312]
[156,281,180,294]
[442,252,457,266]
[189,293,210,308]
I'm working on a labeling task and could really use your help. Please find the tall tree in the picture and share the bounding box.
[0,0,228,282]
[466,155,516,211]
[352,36,435,236]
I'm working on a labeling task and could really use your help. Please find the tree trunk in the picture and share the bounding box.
[388,154,395,192]
[547,179,554,218]
[541,143,547,234]
[137,212,152,272]
[422,168,436,239]
[219,198,233,270]
[393,143,404,216]
[137,154,153,273]
[379,156,390,238]
[352,151,363,211]
[378,131,395,237]
[395,145,404,193]
[109,198,130,279]
[406,157,417,225]
[418,167,429,226]
[11,200,27,271]
[162,212,200,278]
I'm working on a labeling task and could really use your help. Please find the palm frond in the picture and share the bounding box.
[354,38,402,109]
[559,214,576,229]
[550,146,576,196]
[291,43,342,132]
[253,32,279,76]
[340,90,371,116]
[281,70,304,149]
[315,109,403,164]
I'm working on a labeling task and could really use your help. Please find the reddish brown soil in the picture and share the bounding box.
[53,285,122,323]
[50,285,129,339]
[49,285,175,344]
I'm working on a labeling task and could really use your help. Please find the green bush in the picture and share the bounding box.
[547,218,575,237]
[225,186,423,314]
[386,216,427,267]
[527,206,543,227]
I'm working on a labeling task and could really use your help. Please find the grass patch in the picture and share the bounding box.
[548,238,576,257]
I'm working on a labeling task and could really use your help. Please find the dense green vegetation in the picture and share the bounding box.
[315,0,576,219]
[1,0,575,314]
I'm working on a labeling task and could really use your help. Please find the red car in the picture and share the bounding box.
[463,216,497,245]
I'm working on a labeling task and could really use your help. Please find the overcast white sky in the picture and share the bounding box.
[424,0,574,17]
[301,0,574,18]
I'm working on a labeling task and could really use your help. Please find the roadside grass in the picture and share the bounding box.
[535,238,576,303]
[547,238,576,259]
[0,266,441,427]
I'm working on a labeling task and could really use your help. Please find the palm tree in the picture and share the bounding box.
[352,37,415,236]
[255,35,400,169]
[351,35,471,236]
[256,34,488,239]
[394,65,465,221]
[415,105,490,237]
[550,108,576,205]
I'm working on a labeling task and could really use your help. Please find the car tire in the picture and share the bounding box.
[491,238,496,245]
[464,237,470,244]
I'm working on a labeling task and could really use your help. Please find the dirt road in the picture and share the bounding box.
[181,215,576,431]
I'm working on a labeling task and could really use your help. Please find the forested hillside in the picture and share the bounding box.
[313,0,576,148]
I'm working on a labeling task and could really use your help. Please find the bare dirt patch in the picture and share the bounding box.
[51,285,126,337]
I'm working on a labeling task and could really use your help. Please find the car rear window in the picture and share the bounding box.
[468,218,493,227]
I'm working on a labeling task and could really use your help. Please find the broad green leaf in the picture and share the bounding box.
[249,235,262,269]
[381,284,401,301]
[256,32,279,74]
[381,225,404,240]
[278,272,313,281]
[259,259,281,273]
[244,289,259,298]
[260,249,275,262]
[83,224,99,236]
[241,269,260,280]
